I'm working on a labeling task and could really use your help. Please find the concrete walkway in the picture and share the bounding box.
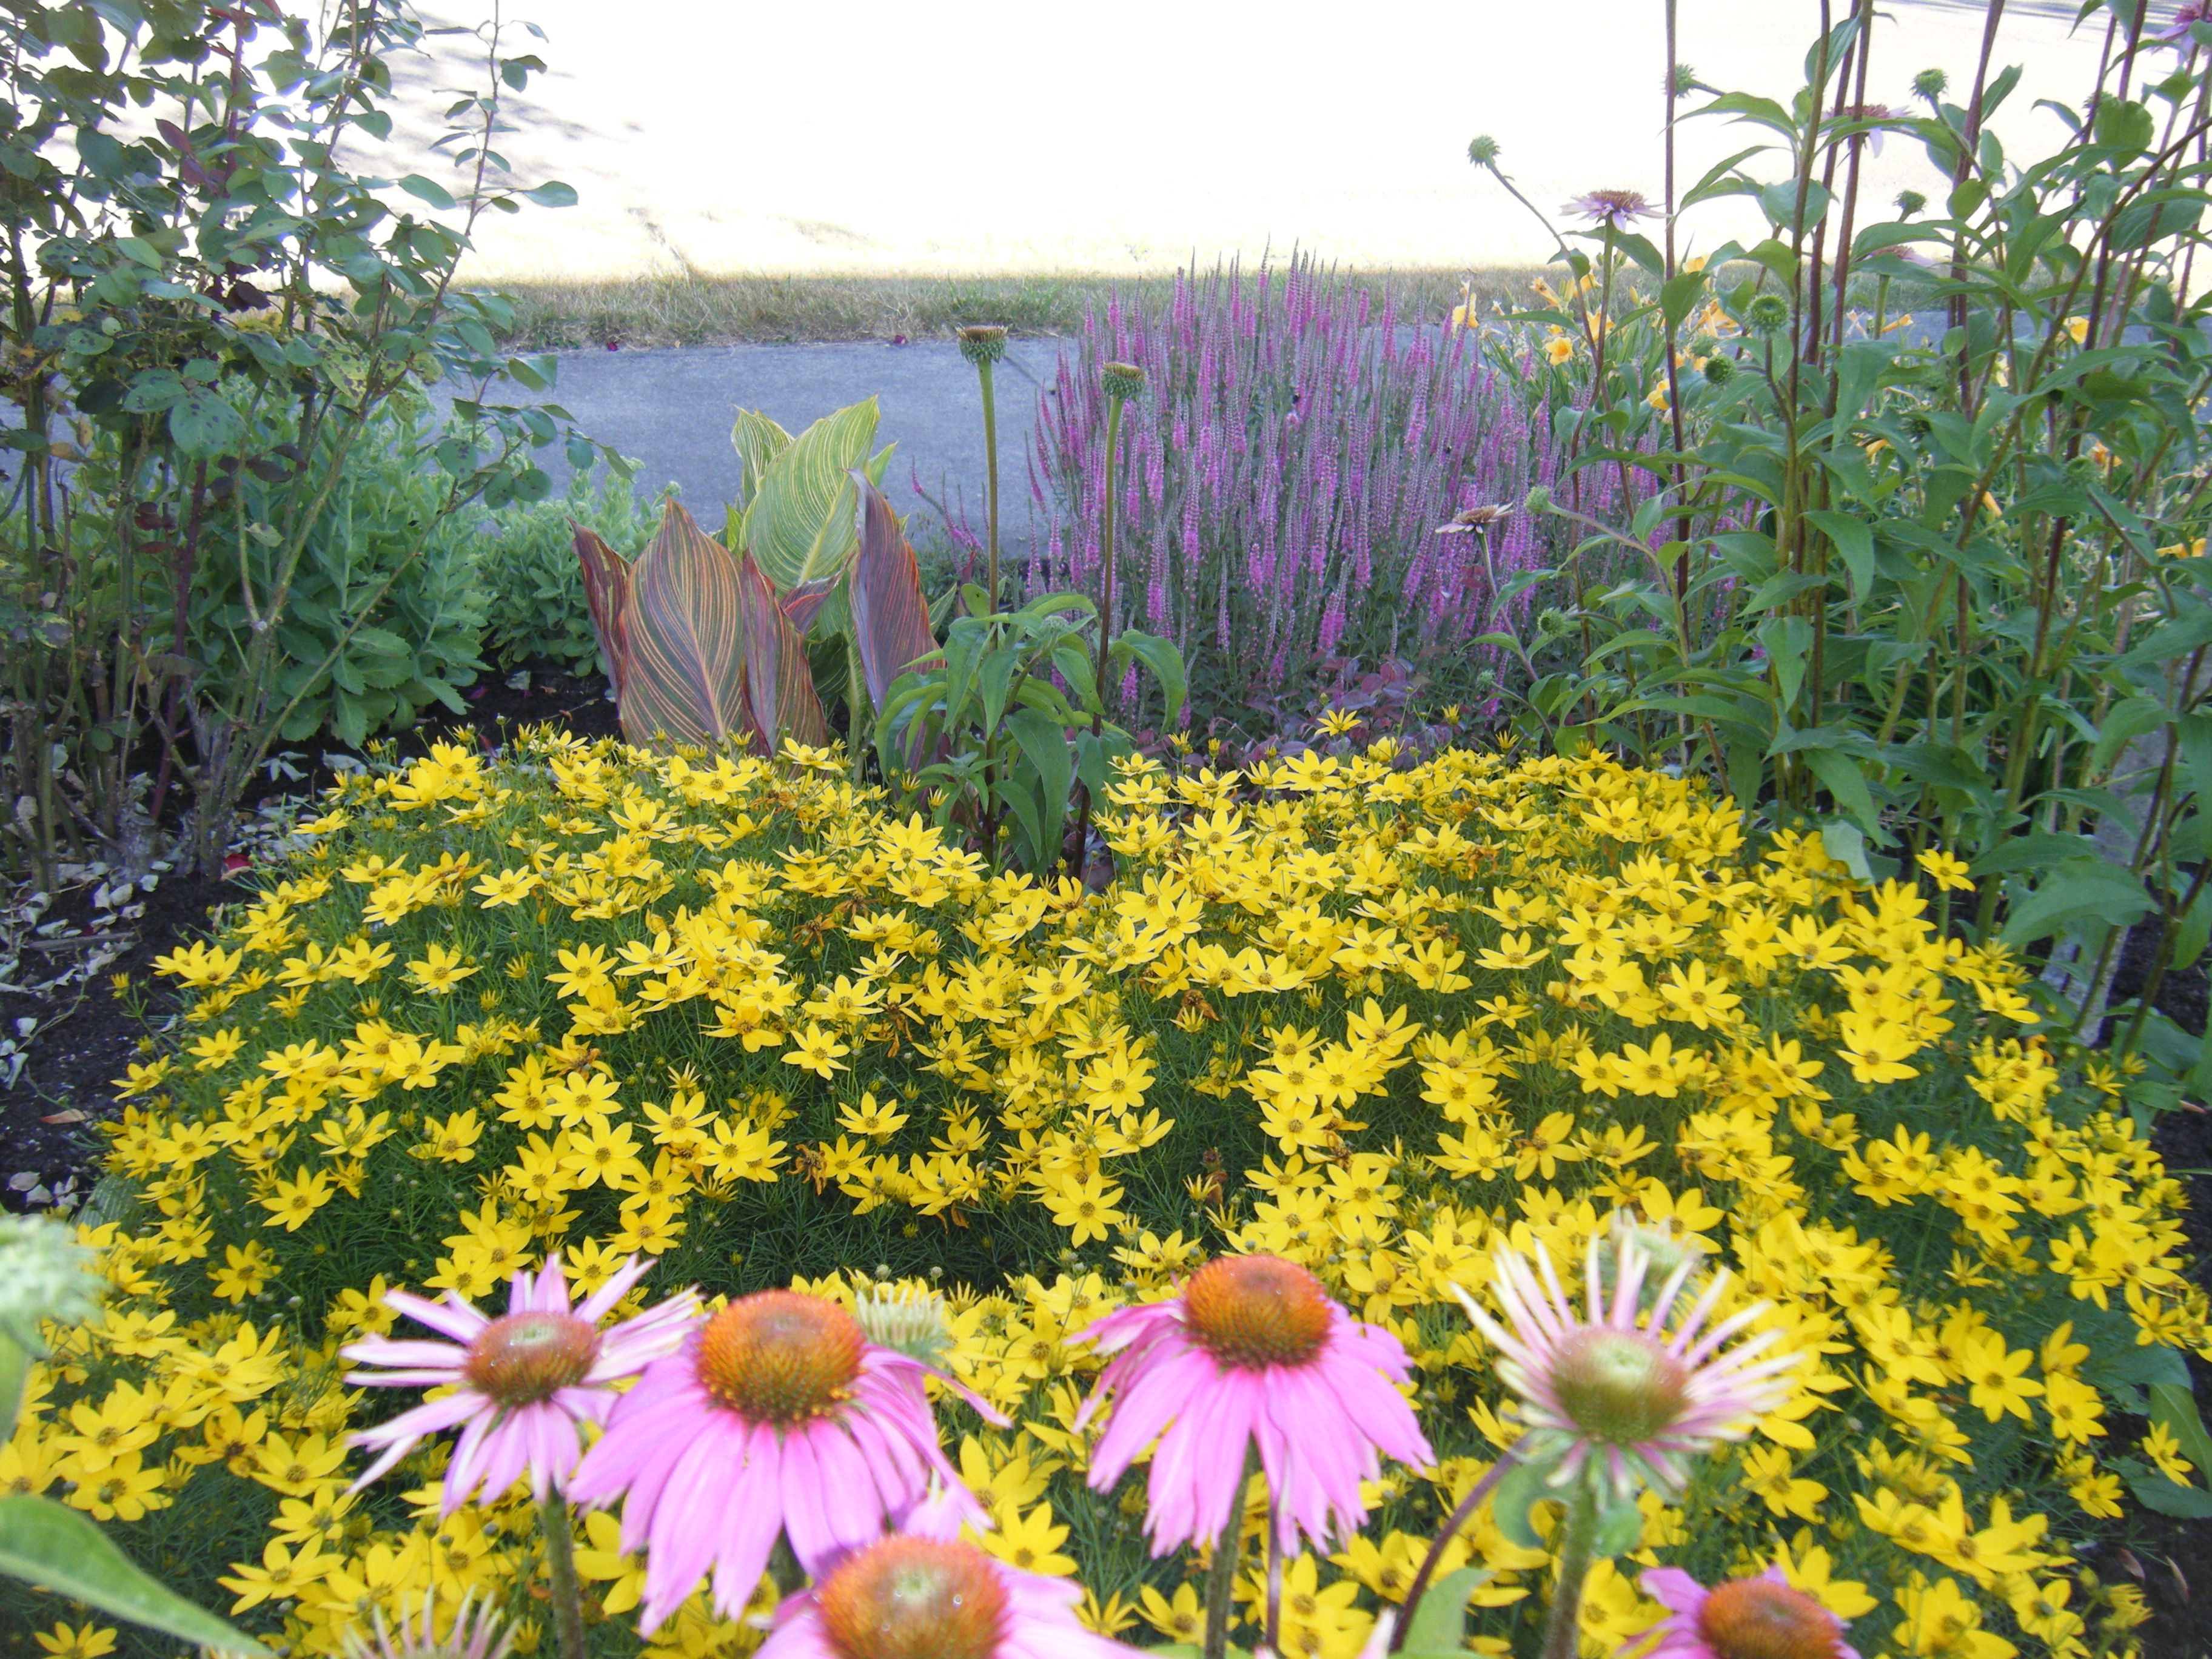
[534,337,1067,540]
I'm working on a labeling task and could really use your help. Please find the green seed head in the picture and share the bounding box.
[957,326,1007,366]
[1102,361,1147,402]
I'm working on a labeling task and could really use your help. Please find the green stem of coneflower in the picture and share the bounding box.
[1264,1522,1284,1656]
[1538,1478,1603,1659]
[1201,1453,1255,1659]
[981,358,1000,609]
[1094,390,1128,734]
[540,1493,588,1659]
[1389,1437,1529,1654]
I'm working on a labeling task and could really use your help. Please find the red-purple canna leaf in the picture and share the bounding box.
[573,524,634,700]
[737,548,831,752]
[618,499,751,750]
[848,471,942,710]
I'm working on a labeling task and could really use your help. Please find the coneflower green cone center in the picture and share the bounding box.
[1182,1253,1330,1369]
[462,1311,598,1406]
[1549,1327,1689,1444]
[1696,1580,1842,1659]
[697,1290,863,1426]
[818,1537,1007,1659]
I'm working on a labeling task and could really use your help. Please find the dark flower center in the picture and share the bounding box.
[1696,1578,1844,1659]
[696,1290,864,1426]
[817,1536,1007,1659]
[1182,1254,1332,1369]
[462,1310,599,1407]
[1549,1327,1690,1444]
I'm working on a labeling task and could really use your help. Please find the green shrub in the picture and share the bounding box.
[476,468,657,678]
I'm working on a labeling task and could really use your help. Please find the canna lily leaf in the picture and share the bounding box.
[848,472,942,710]
[736,548,830,754]
[572,523,633,699]
[743,399,879,598]
[618,499,750,750]
[729,408,793,514]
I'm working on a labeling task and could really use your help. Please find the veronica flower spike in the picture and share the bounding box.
[566,1287,999,1634]
[1451,1230,1798,1505]
[1074,1252,1433,1555]
[341,1253,697,1516]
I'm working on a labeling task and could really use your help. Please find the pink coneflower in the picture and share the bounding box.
[1073,1253,1433,1553]
[1634,1567,1859,1659]
[1565,190,1657,229]
[758,1534,1139,1659]
[566,1288,990,1633]
[1450,1232,1797,1504]
[342,1254,696,1518]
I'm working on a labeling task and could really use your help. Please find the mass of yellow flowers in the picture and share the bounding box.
[5,729,2205,1659]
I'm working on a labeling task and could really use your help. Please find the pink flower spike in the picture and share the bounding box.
[1072,1253,1433,1556]
[342,1253,698,1518]
[565,1288,988,1634]
[759,1534,1140,1659]
[1628,1566,1858,1659]
[1451,1228,1800,1505]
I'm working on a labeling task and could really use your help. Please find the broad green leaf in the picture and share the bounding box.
[1401,1566,1492,1654]
[1806,509,1875,600]
[746,399,879,596]
[1108,629,1188,727]
[1004,706,1074,871]
[729,409,793,515]
[619,499,752,750]
[398,173,457,210]
[2150,1382,2212,1475]
[2125,1463,2212,1517]
[1592,1496,1646,1558]
[1489,1457,1550,1550]
[1999,862,2156,948]
[0,1494,266,1653]
[169,387,243,457]
[1800,745,1878,833]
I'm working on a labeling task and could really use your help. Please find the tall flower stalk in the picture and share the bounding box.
[959,326,1010,609]
[1094,361,1145,729]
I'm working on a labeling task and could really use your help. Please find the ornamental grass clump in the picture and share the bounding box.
[6,729,2205,1657]
[1029,255,1598,722]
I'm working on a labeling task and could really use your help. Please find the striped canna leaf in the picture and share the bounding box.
[618,499,753,749]
[848,471,942,709]
[729,408,793,514]
[572,524,633,699]
[742,398,882,598]
[736,547,830,752]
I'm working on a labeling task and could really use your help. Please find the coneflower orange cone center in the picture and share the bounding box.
[697,1290,863,1424]
[1550,1328,1689,1445]
[462,1311,598,1406]
[1696,1579,1844,1659]
[817,1537,1008,1659]
[1182,1255,1331,1368]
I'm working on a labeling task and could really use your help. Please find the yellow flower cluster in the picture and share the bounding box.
[8,731,2202,1658]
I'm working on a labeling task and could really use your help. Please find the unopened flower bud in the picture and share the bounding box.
[1102,361,1146,401]
[854,1285,953,1367]
[1703,354,1737,386]
[957,324,1007,366]
[1896,189,1928,219]
[1524,483,1555,514]
[1912,67,1948,101]
[1745,293,1790,332]
[1467,135,1501,166]
[0,1215,101,1354]
[1667,64,1698,98]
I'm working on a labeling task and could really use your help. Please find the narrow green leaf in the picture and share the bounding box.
[1402,1566,1492,1654]
[0,1495,266,1653]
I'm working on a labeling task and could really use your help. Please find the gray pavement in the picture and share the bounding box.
[532,338,1067,546]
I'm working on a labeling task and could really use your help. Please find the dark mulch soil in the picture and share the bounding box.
[0,667,620,1209]
[2,695,2210,1653]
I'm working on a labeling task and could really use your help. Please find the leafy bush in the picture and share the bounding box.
[1028,256,1631,727]
[477,468,657,679]
[12,732,2205,1655]
[1469,3,2212,1122]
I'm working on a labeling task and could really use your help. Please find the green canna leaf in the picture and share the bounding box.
[745,399,879,597]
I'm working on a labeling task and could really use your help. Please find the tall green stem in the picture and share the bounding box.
[980,356,1000,608]
[1538,1480,1601,1659]
[1389,1439,1527,1653]
[540,1494,587,1659]
[1201,1457,1252,1659]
